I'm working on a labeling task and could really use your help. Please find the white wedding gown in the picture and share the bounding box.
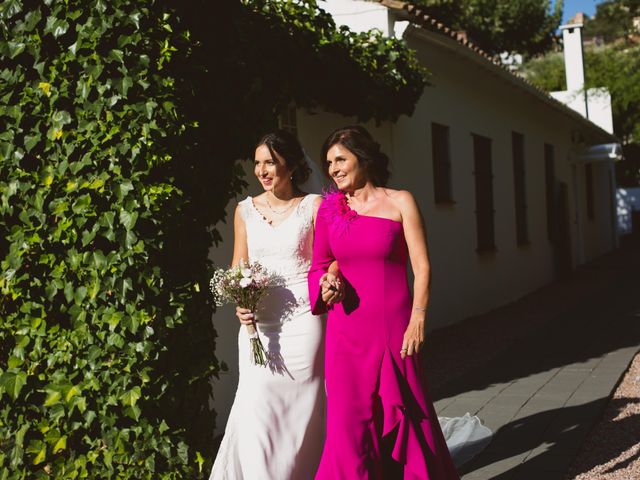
[210,194,325,480]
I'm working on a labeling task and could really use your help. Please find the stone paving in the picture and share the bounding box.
[429,244,640,480]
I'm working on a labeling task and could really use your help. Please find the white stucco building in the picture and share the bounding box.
[210,0,621,433]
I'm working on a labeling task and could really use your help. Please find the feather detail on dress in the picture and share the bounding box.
[320,189,357,236]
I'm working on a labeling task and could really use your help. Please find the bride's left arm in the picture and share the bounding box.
[396,190,431,359]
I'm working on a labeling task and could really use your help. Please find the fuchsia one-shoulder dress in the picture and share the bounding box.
[308,191,459,480]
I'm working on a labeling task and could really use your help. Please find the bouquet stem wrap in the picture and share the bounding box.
[245,320,267,366]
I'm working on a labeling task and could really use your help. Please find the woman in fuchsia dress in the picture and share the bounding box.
[309,126,459,479]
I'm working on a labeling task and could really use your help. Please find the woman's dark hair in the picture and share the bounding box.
[320,125,390,187]
[256,130,311,186]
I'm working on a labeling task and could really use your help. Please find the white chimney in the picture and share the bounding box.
[560,22,586,92]
[550,20,615,134]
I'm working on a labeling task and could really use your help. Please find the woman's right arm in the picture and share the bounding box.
[231,204,249,267]
[309,203,338,315]
[312,196,344,306]
[231,205,253,325]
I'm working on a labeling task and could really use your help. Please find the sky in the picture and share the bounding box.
[559,0,605,23]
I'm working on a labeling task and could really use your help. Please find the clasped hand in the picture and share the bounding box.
[319,272,345,306]
[236,272,345,326]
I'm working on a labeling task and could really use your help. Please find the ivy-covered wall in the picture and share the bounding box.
[0,0,426,477]
[0,0,212,477]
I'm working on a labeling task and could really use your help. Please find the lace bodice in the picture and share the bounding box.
[239,194,319,288]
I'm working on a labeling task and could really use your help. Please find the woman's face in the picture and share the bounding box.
[254,144,292,193]
[326,143,366,191]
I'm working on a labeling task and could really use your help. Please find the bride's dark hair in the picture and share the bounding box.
[256,130,311,186]
[320,125,391,187]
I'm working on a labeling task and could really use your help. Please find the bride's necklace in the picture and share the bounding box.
[266,196,297,215]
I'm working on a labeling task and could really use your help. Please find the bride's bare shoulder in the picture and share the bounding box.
[252,192,268,206]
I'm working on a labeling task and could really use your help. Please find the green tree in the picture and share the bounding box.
[414,0,564,56]
[0,0,426,478]
[520,51,566,91]
[584,0,640,43]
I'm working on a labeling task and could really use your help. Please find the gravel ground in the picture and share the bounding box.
[565,351,640,480]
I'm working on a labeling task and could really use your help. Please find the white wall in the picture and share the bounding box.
[617,187,640,235]
[393,35,560,327]
[551,88,614,135]
[586,88,614,135]
[319,0,391,35]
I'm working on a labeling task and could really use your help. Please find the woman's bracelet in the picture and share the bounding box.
[413,306,427,312]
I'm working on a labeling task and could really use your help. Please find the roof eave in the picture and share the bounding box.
[378,0,618,144]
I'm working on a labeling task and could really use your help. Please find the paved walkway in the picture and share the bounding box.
[427,243,640,480]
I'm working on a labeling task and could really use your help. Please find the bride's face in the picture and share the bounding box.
[254,144,293,193]
[326,144,367,192]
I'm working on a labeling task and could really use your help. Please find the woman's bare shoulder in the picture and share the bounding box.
[383,188,415,205]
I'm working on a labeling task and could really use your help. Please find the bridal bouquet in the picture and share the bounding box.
[209,260,272,366]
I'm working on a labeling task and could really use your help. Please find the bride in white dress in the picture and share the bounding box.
[210,131,341,480]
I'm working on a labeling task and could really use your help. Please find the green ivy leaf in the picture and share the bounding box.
[45,282,58,301]
[109,49,124,63]
[105,310,122,331]
[48,404,65,423]
[119,209,138,231]
[64,281,74,303]
[74,286,87,304]
[53,435,67,454]
[120,386,141,407]
[65,385,80,403]
[27,439,46,465]
[44,389,62,407]
[6,41,26,58]
[24,133,40,152]
[72,194,91,214]
[11,424,29,468]
[44,16,69,38]
[0,370,27,400]
[8,356,23,368]
[117,180,134,200]
[144,100,157,119]
[196,451,205,473]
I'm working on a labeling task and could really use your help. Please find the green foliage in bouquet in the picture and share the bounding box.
[0,0,426,478]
